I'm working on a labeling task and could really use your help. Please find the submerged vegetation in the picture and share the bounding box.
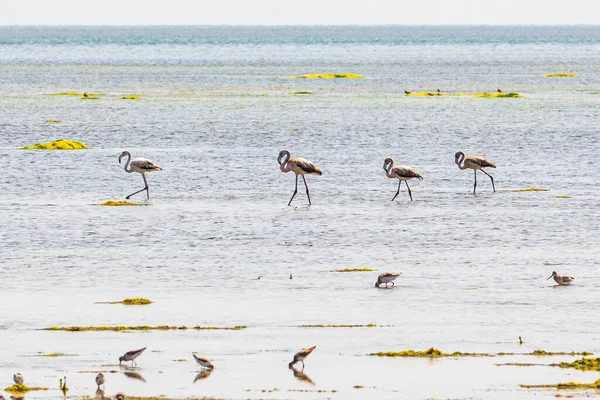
[531,350,592,356]
[511,187,550,192]
[95,297,153,305]
[405,92,448,97]
[122,95,140,99]
[521,378,600,390]
[45,119,61,123]
[553,195,572,199]
[332,268,374,272]
[37,353,77,357]
[475,92,523,98]
[295,73,363,79]
[21,139,87,150]
[369,347,493,357]
[96,200,148,206]
[44,325,246,332]
[558,357,600,371]
[299,324,377,328]
[289,91,313,95]
[5,383,49,393]
[544,73,578,77]
[45,92,104,97]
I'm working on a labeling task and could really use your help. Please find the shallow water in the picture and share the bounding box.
[1,26,600,399]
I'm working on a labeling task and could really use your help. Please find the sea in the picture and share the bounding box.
[0,26,599,399]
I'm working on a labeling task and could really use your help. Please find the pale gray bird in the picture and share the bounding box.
[95,372,105,389]
[119,347,146,366]
[193,354,214,370]
[13,373,23,384]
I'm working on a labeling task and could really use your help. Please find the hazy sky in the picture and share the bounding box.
[0,0,597,25]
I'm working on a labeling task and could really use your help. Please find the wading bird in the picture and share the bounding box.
[119,347,146,366]
[289,346,316,369]
[546,271,575,286]
[192,354,214,370]
[497,88,502,93]
[404,90,411,94]
[118,151,162,200]
[375,272,402,288]
[13,373,23,384]
[95,373,105,389]
[278,150,322,206]
[454,152,496,194]
[383,158,423,201]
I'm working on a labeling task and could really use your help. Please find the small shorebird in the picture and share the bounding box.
[118,151,162,200]
[278,150,322,206]
[497,88,502,93]
[404,90,411,94]
[95,373,105,389]
[454,151,496,194]
[375,272,402,288]
[383,158,423,201]
[193,354,214,370]
[437,88,441,93]
[547,271,575,286]
[289,346,316,369]
[119,347,146,366]
[13,373,23,384]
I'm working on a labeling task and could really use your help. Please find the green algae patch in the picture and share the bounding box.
[332,268,374,272]
[405,92,448,97]
[521,378,600,390]
[295,73,363,79]
[475,92,523,98]
[299,324,377,328]
[122,95,140,100]
[368,347,493,358]
[553,195,572,199]
[558,357,600,371]
[5,383,49,393]
[43,325,246,332]
[289,91,313,95]
[532,350,592,356]
[511,187,550,192]
[96,200,148,206]
[45,119,61,123]
[21,139,87,150]
[544,73,578,77]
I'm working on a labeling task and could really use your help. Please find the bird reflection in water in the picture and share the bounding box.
[289,365,315,385]
[193,370,213,383]
[123,371,146,382]
[96,387,105,398]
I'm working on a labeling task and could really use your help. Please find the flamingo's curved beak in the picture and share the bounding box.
[118,154,123,164]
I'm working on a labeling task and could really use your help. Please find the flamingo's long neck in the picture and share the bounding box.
[384,161,394,178]
[123,152,133,173]
[279,153,292,173]
[456,153,467,170]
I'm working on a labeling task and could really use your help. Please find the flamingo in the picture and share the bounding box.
[288,345,316,369]
[383,158,423,201]
[454,152,496,194]
[546,271,575,286]
[278,150,322,206]
[118,151,162,200]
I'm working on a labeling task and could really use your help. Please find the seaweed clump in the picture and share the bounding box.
[45,119,61,123]
[368,347,492,357]
[544,73,578,77]
[295,73,363,79]
[332,268,374,272]
[521,378,600,390]
[5,383,49,393]
[511,187,549,192]
[122,95,140,100]
[289,91,313,95]
[558,357,600,371]
[299,324,377,328]
[21,139,87,150]
[44,325,246,332]
[475,92,523,98]
[96,200,148,206]
[531,350,592,356]
[122,298,152,305]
